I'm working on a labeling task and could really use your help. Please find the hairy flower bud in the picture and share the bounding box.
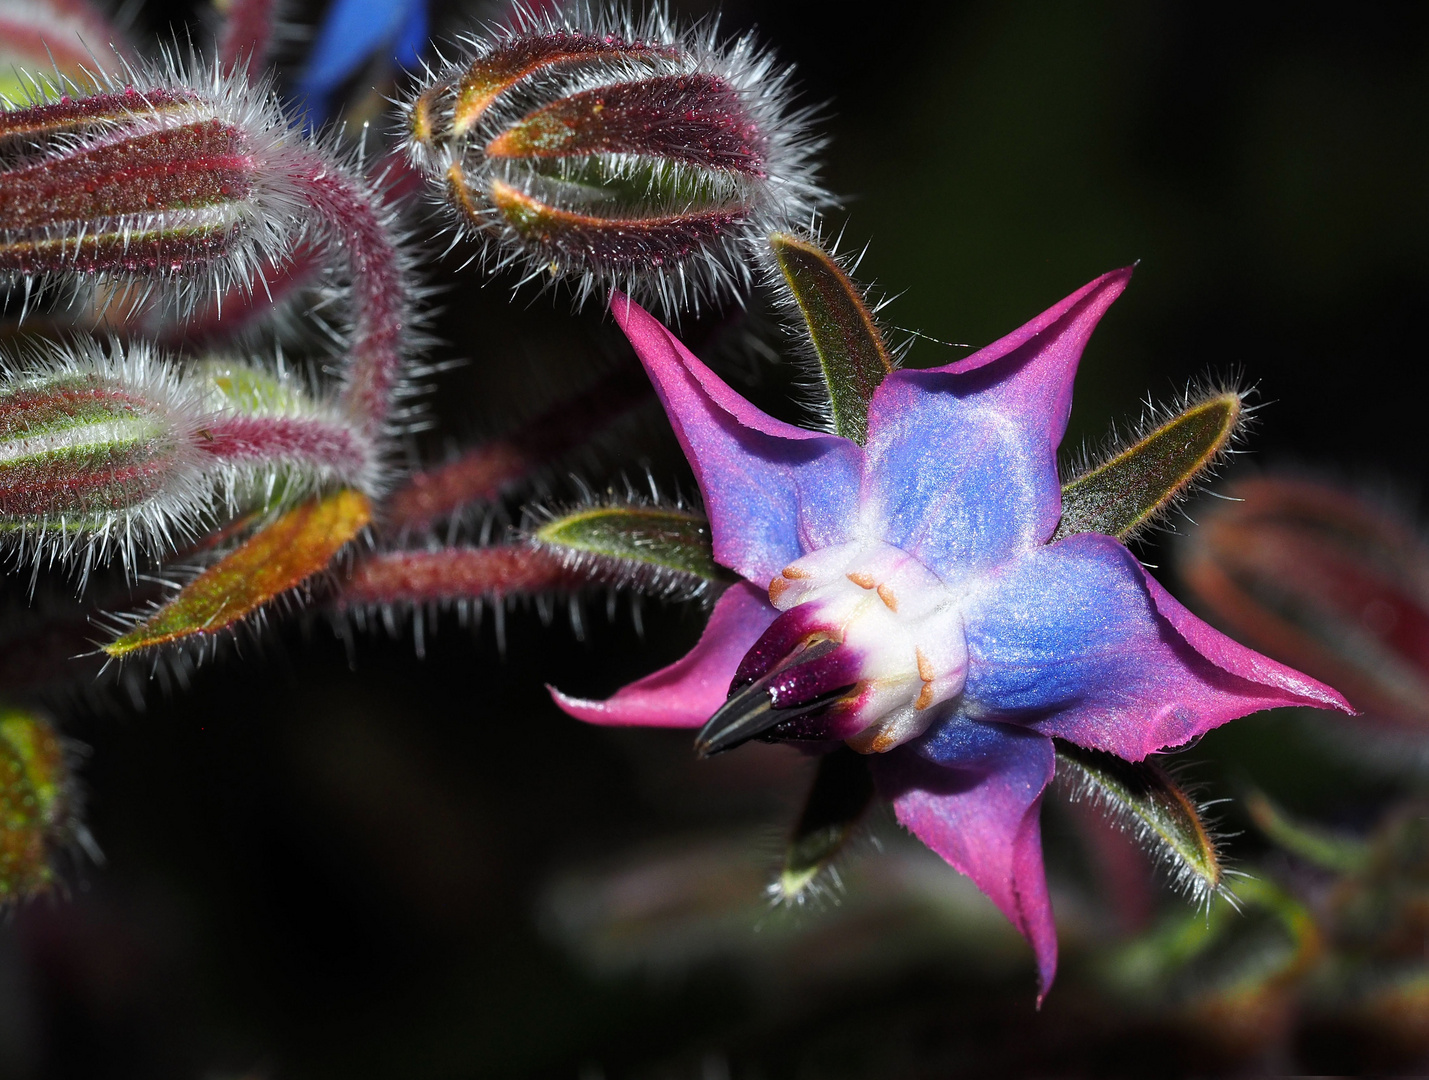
[0,62,299,305]
[0,707,84,904]
[1,340,211,561]
[403,4,828,315]
[2,338,384,572]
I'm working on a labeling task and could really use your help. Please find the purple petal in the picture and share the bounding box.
[612,294,862,586]
[549,581,776,728]
[959,532,1352,760]
[871,722,1058,999]
[861,268,1132,570]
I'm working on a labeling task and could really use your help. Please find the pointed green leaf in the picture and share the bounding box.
[1055,391,1243,542]
[773,746,875,904]
[533,504,731,585]
[1054,740,1223,903]
[770,232,894,445]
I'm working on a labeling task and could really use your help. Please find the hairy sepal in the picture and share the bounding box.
[772,746,875,906]
[0,56,306,317]
[103,488,371,657]
[1055,387,1247,544]
[766,230,896,443]
[401,2,829,318]
[2,338,218,575]
[1053,740,1225,907]
[2,339,380,578]
[530,500,729,599]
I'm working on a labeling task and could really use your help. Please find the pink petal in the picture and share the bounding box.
[549,581,777,728]
[871,723,1059,999]
[611,293,862,586]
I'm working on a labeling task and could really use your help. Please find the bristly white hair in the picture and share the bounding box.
[753,216,911,438]
[399,1,833,321]
[2,337,219,586]
[1,45,308,324]
[2,336,379,587]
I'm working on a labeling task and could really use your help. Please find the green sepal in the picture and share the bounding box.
[533,504,732,584]
[1054,740,1223,904]
[1055,391,1243,543]
[770,232,894,445]
[774,747,876,904]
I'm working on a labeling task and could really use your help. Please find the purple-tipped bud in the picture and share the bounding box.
[3,338,385,570]
[2,88,262,281]
[403,5,828,316]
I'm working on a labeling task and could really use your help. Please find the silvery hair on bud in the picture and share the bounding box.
[401,1,833,319]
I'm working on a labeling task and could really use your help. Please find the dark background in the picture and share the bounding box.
[2,1,1427,1076]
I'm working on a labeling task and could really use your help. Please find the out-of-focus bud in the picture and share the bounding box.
[1,340,207,545]
[0,0,132,103]
[0,706,83,904]
[403,5,828,316]
[1178,476,1429,732]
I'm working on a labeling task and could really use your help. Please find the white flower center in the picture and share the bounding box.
[768,540,968,752]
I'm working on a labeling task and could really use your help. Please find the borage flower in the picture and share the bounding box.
[552,267,1350,998]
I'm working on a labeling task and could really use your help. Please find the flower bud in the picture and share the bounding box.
[1,339,208,558]
[1178,476,1429,734]
[1,707,83,904]
[404,6,828,316]
[1,67,295,298]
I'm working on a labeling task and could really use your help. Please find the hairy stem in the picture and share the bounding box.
[382,367,650,532]
[198,413,374,486]
[337,545,591,607]
[278,147,410,445]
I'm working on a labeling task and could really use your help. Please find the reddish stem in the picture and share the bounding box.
[337,546,590,607]
[278,147,410,445]
[217,0,279,78]
[382,366,651,532]
[199,413,373,485]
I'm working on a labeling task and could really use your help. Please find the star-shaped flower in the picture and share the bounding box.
[552,267,1350,997]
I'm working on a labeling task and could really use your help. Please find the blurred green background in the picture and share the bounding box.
[2,1,1427,1076]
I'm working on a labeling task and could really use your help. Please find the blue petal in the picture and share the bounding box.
[860,269,1132,576]
[958,532,1342,759]
[299,0,425,115]
[860,374,1059,578]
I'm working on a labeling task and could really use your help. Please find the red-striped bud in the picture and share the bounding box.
[403,5,828,316]
[0,64,297,302]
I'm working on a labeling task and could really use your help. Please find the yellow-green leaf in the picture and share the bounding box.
[1054,740,1224,904]
[770,232,894,445]
[106,489,370,656]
